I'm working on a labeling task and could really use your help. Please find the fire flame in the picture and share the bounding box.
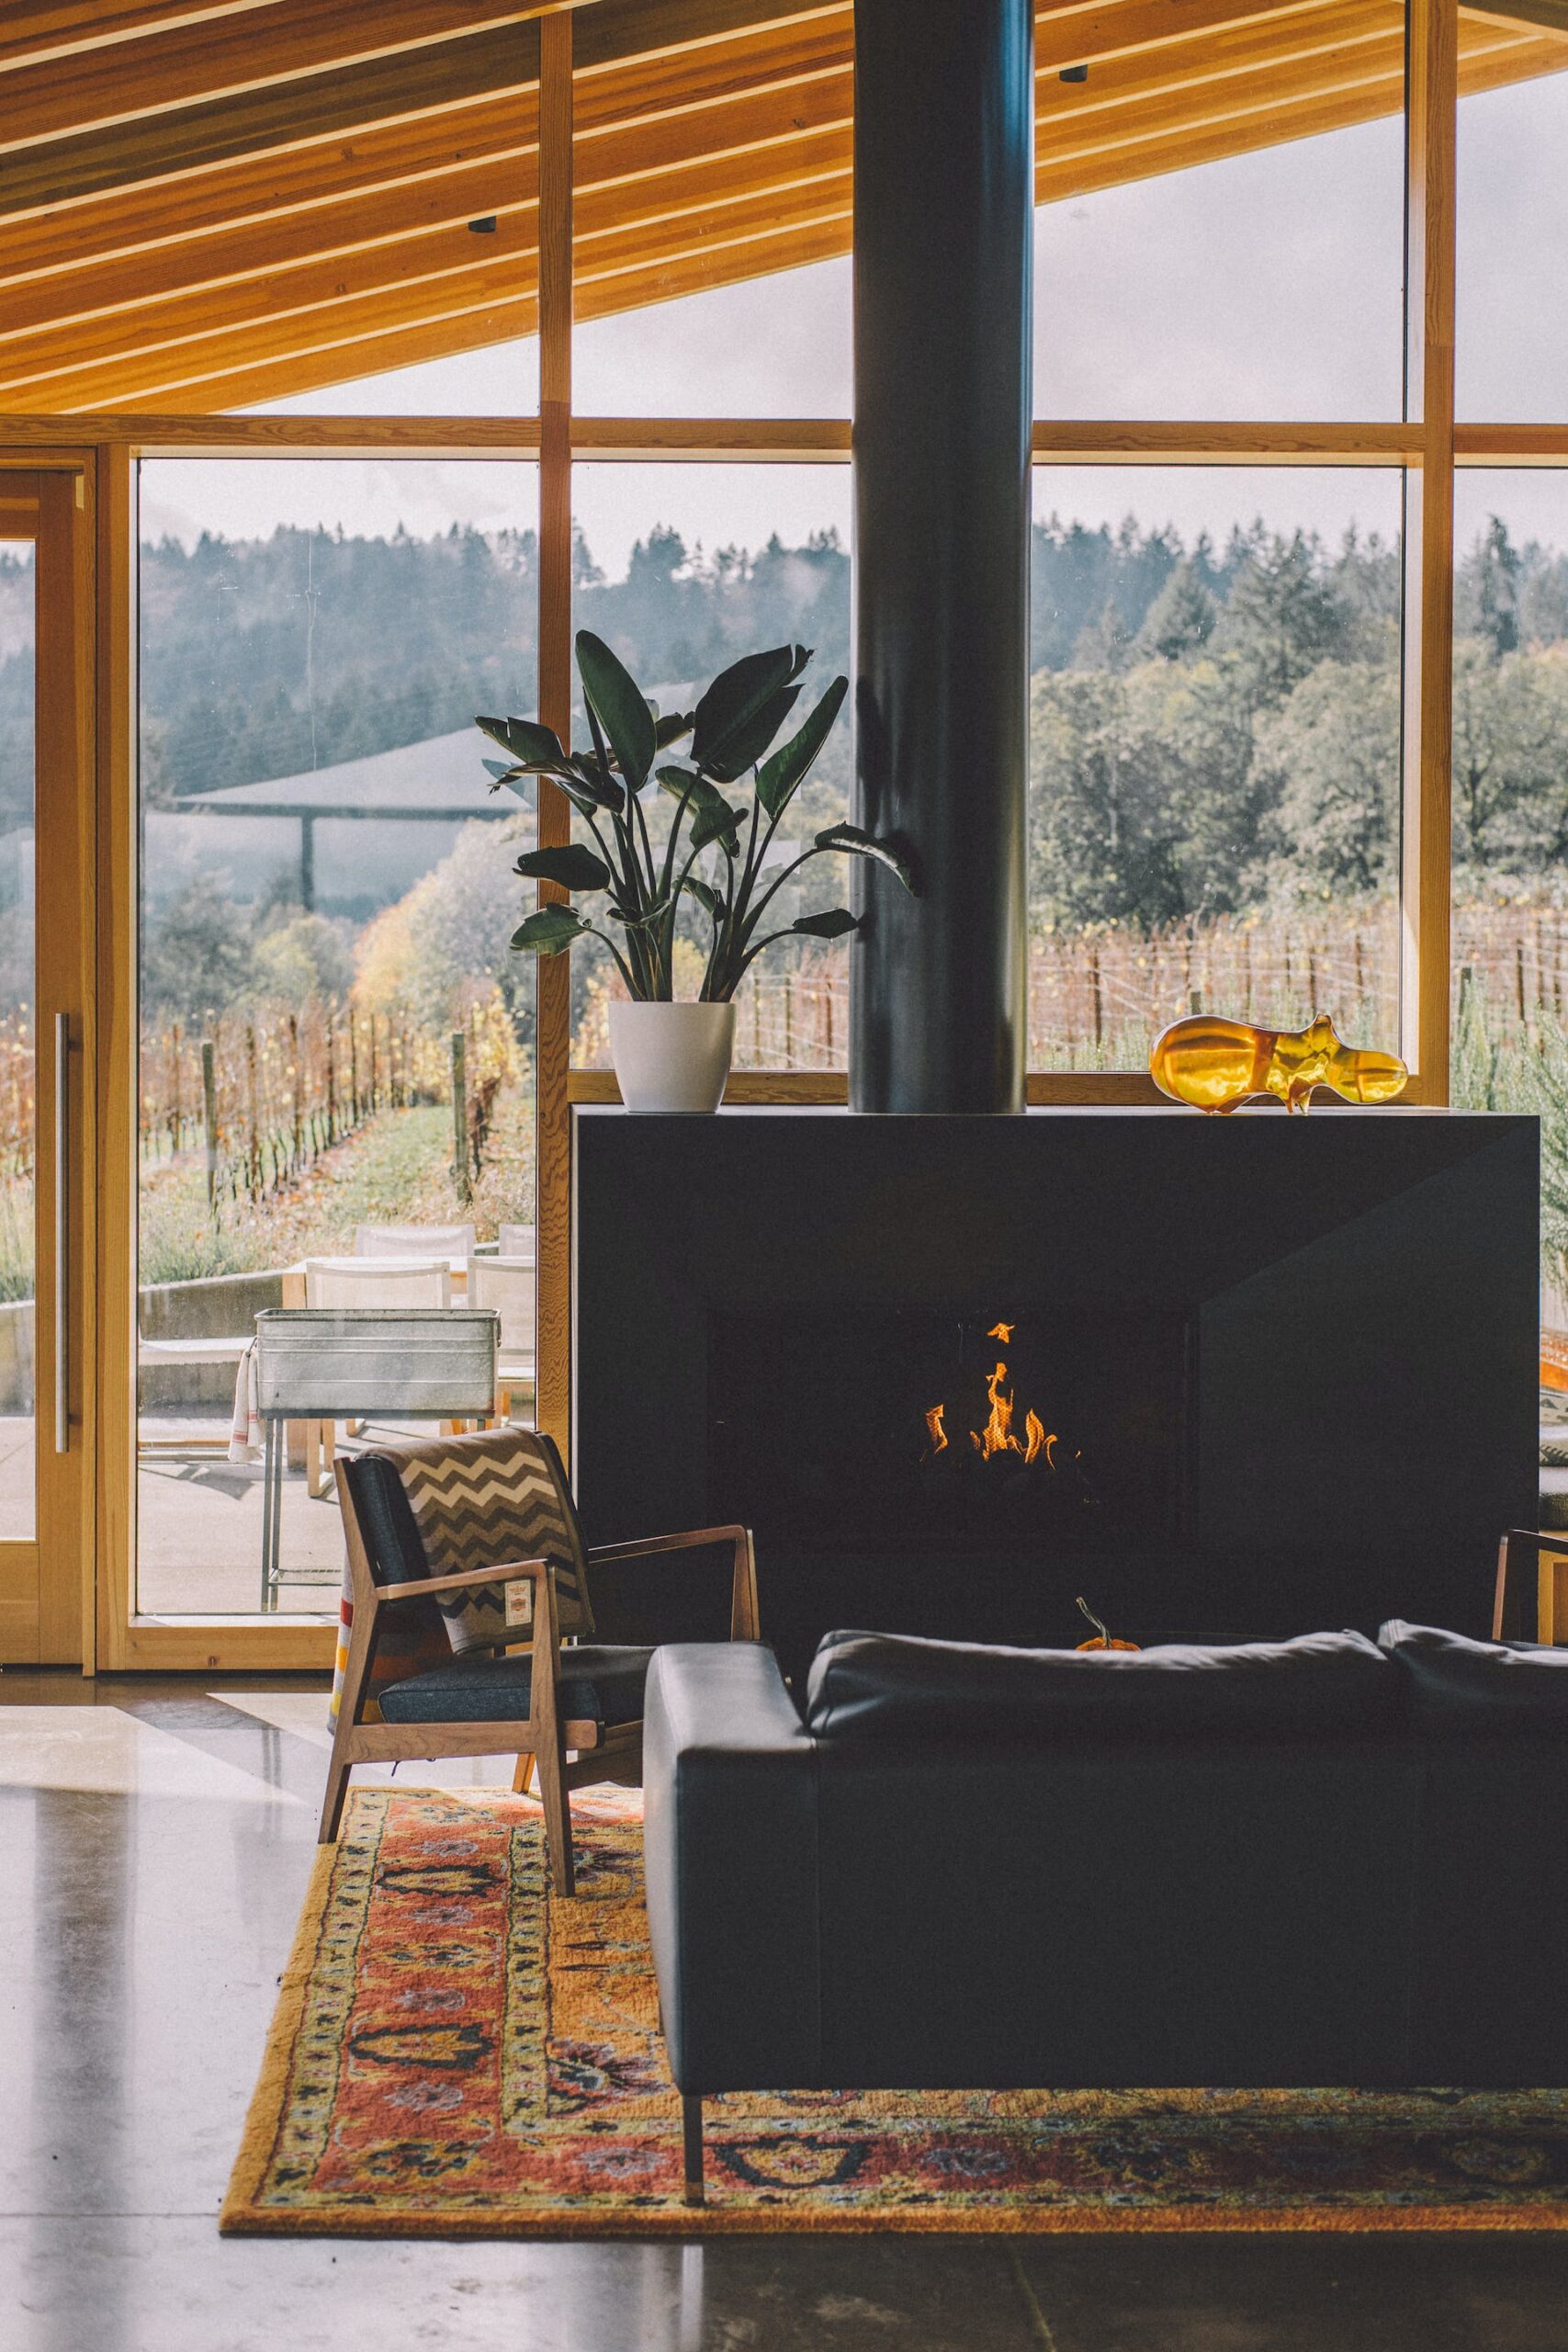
[925,1324,1053,1468]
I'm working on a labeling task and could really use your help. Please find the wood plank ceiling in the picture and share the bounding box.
[0,0,1562,413]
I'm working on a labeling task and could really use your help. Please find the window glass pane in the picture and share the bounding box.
[1034,120,1404,421]
[569,464,851,1069]
[573,258,852,416]
[1449,473,1568,1384]
[242,338,539,418]
[1457,67,1568,422]
[0,543,34,1541]
[1028,466,1404,1071]
[136,460,538,1616]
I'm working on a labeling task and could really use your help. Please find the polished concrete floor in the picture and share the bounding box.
[4,1672,1568,2352]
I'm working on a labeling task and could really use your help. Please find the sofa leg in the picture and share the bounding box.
[682,2093,705,2208]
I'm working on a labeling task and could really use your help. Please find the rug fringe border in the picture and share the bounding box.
[221,1839,339,2233]
[220,2201,1568,2240]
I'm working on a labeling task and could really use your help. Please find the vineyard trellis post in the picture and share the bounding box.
[451,1031,470,1206]
[201,1037,218,1210]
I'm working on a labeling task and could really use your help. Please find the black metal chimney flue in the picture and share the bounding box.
[850,0,1033,1114]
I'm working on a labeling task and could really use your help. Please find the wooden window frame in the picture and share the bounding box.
[3,0,1551,1664]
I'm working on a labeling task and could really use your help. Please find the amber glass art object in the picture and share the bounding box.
[1149,1012,1407,1114]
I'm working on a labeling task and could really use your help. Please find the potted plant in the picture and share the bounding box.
[479,630,917,1111]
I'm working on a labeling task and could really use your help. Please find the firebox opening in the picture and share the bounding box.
[709,1306,1196,1559]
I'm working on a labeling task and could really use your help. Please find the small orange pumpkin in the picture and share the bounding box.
[1074,1595,1140,1653]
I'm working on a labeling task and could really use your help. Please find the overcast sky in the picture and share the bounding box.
[137,70,1568,576]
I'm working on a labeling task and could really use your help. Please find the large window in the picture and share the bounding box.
[135,461,538,1615]
[568,464,852,1071]
[1034,121,1404,421]
[1027,468,1404,1070]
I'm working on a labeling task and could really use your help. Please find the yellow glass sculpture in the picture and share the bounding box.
[1149,1012,1407,1114]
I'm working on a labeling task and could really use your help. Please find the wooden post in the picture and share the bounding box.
[245,1022,260,1198]
[288,1010,303,1170]
[535,4,574,1459]
[451,1030,471,1205]
[201,1037,218,1210]
[1402,0,1458,1097]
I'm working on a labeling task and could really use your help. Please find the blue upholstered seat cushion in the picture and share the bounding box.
[378,1643,654,1727]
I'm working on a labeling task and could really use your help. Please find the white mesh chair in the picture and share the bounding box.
[301,1258,452,1487]
[498,1223,536,1260]
[355,1221,476,1261]
[467,1255,536,1420]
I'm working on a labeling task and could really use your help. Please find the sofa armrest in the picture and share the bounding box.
[642,1643,820,2096]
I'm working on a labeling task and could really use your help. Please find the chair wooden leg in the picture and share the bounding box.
[512,1751,536,1796]
[682,2094,705,2208]
[535,1733,575,1898]
[305,1418,322,1500]
[319,1743,353,1842]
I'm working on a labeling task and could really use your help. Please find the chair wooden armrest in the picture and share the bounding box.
[587,1523,759,1640]
[375,1556,554,1609]
[1495,1528,1568,1642]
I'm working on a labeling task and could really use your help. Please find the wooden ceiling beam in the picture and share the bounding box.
[0,68,856,331]
[99,306,543,414]
[0,23,543,220]
[0,3,273,74]
[0,3,562,155]
[0,96,537,287]
[0,214,539,401]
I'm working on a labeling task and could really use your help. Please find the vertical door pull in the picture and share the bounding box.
[54,1012,69,1453]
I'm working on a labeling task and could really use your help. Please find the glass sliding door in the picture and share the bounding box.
[0,471,95,1664]
[133,458,539,1617]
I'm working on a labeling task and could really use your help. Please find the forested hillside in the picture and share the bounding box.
[7,508,1568,933]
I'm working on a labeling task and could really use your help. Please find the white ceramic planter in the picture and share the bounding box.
[608,1000,737,1114]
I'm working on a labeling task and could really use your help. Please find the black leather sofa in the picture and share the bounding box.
[642,1623,1568,2202]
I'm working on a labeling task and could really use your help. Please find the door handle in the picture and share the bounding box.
[54,1011,69,1453]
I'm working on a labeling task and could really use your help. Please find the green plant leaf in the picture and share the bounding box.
[792,907,861,939]
[657,765,743,853]
[478,713,568,768]
[756,673,848,818]
[654,710,695,749]
[685,876,728,921]
[690,644,809,773]
[510,903,590,956]
[815,823,919,894]
[513,844,612,893]
[702,684,804,783]
[576,629,657,791]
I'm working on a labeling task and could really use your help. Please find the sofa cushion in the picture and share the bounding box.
[378,1643,653,1727]
[805,1628,1395,1742]
[1379,1620,1568,1731]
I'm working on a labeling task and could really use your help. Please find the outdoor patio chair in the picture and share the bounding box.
[355,1220,476,1261]
[255,1306,498,1611]
[300,1257,451,1491]
[466,1254,536,1420]
[498,1222,536,1260]
[323,1424,760,1894]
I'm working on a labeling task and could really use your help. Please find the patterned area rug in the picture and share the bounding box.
[223,1785,1568,2236]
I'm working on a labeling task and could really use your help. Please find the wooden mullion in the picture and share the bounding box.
[1402,0,1458,1090]
[536,6,573,1464]
[95,441,137,1671]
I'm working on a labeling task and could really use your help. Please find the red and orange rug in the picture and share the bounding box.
[223,1785,1568,2235]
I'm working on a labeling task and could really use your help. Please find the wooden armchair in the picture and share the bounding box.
[322,1427,758,1897]
[1495,1527,1568,1645]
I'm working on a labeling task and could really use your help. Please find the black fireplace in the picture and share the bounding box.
[573,1106,1539,1691]
[708,1305,1195,1557]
